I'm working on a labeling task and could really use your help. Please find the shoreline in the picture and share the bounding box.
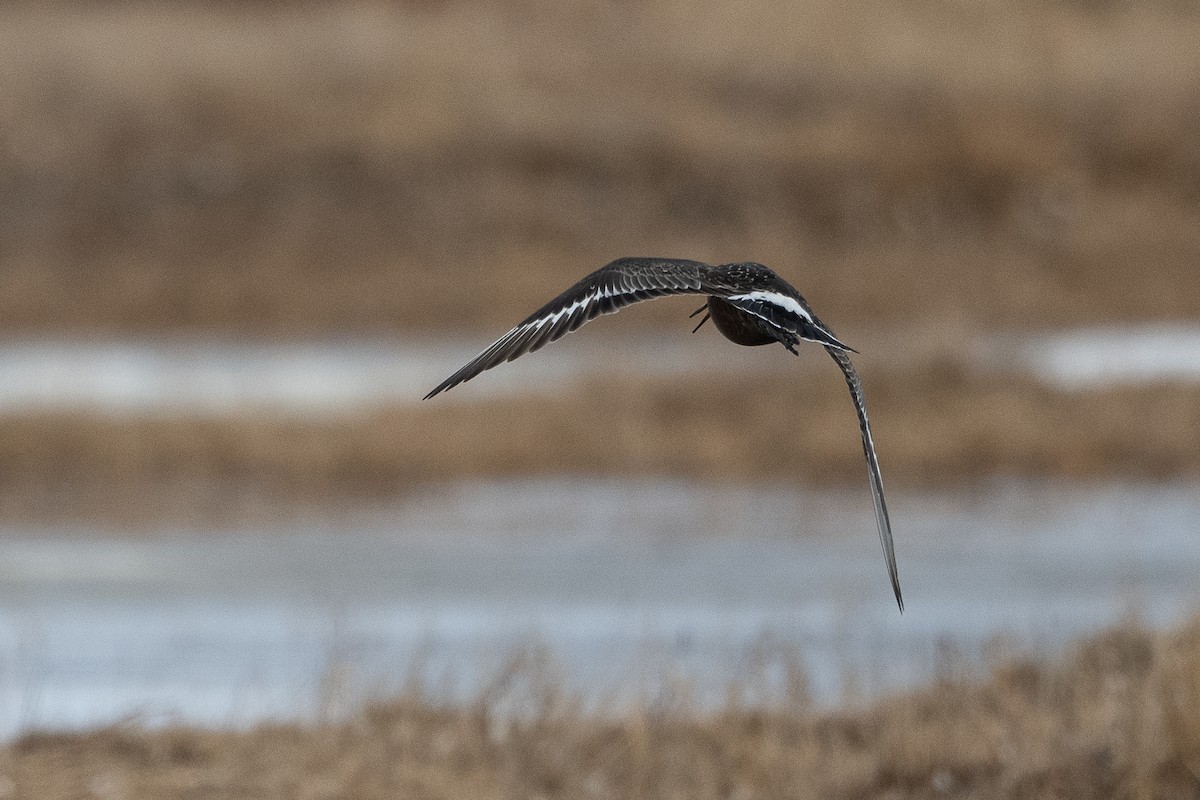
[1,360,1197,527]
[4,614,1198,798]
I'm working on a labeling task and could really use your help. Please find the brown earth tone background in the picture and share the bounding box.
[2,1,1199,335]
[2,616,1198,800]
[2,1,1200,793]
[2,0,1199,521]
[3,367,1199,526]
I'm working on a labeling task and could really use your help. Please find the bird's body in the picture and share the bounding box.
[424,257,903,611]
[704,296,777,346]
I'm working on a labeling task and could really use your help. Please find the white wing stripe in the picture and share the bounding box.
[529,293,594,330]
[726,291,813,323]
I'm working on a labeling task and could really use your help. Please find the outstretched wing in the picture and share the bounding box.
[825,346,903,611]
[424,257,716,399]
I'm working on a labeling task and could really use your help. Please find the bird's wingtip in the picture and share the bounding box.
[810,324,857,354]
[827,335,858,355]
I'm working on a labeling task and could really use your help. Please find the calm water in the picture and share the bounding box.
[0,335,759,414]
[1,479,1198,736]
[0,324,1198,414]
[1,328,1198,734]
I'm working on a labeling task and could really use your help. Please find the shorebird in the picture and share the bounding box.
[424,257,903,611]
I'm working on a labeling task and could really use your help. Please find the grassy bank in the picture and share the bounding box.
[2,0,1199,522]
[4,616,1200,798]
[2,358,1198,525]
[0,1,1198,335]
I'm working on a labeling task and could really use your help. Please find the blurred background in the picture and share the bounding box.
[1,0,1200,792]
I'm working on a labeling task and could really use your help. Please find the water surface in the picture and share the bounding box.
[0,479,1197,736]
[1,323,1198,414]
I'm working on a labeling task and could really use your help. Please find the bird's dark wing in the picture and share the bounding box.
[721,290,856,353]
[424,257,716,399]
[825,346,903,611]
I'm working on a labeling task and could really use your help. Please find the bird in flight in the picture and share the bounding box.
[424,257,903,611]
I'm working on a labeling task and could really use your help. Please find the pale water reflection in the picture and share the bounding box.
[1,324,1199,415]
[0,336,757,414]
[0,479,1197,736]
[1022,324,1200,389]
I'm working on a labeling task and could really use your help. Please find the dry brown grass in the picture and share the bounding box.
[2,0,1199,519]
[0,1,1198,334]
[3,615,1200,799]
[3,355,1198,525]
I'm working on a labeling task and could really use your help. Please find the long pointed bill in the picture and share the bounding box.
[825,347,903,612]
